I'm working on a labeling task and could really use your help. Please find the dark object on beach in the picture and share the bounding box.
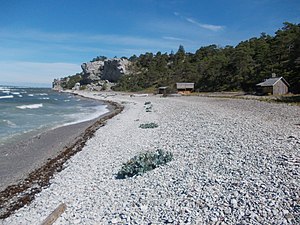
[144,102,152,112]
[139,122,158,129]
[116,149,173,179]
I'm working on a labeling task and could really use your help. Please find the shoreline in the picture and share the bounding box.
[0,93,123,219]
[1,91,299,224]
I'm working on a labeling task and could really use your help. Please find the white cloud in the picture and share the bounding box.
[173,12,224,32]
[163,36,185,41]
[0,61,80,85]
[0,29,177,50]
[186,17,224,31]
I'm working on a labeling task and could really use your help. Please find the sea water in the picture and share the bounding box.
[0,86,109,145]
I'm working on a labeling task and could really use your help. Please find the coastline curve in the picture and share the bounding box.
[0,96,124,219]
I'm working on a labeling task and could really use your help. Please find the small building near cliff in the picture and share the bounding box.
[256,76,289,95]
[158,86,169,95]
[176,83,195,94]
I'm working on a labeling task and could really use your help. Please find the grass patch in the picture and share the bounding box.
[116,149,173,179]
[275,95,300,103]
[139,122,158,129]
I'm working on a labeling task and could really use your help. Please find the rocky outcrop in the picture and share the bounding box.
[80,61,104,84]
[81,58,131,83]
[53,58,132,90]
[101,58,131,82]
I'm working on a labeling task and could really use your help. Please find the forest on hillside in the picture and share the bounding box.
[114,22,300,93]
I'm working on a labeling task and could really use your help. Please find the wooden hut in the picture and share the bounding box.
[256,77,289,95]
[158,86,169,95]
[176,83,194,94]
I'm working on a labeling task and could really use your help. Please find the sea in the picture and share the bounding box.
[0,86,109,146]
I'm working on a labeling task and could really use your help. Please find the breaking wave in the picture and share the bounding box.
[0,95,14,99]
[16,103,43,109]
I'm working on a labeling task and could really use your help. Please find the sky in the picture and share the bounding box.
[0,0,299,87]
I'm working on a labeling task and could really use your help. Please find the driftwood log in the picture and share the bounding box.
[40,203,67,225]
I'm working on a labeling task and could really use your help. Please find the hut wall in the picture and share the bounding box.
[273,80,288,95]
[261,86,273,95]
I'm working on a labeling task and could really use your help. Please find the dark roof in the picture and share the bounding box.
[256,77,290,87]
[176,83,195,89]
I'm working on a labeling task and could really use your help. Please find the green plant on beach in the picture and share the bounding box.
[139,122,158,129]
[116,149,173,179]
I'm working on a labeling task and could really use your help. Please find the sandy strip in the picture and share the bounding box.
[1,91,300,224]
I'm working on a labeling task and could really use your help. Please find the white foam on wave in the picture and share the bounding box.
[37,93,48,96]
[0,95,14,99]
[28,94,34,97]
[18,95,23,98]
[16,103,43,109]
[11,92,20,95]
[39,97,50,100]
[2,90,10,94]
[2,119,16,127]
[63,105,109,126]
[0,87,10,91]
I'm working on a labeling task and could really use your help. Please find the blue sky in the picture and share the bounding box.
[0,0,299,87]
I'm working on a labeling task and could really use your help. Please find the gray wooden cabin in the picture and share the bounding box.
[176,83,195,94]
[158,86,169,94]
[256,77,289,95]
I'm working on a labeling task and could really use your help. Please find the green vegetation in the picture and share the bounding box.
[114,22,300,94]
[90,55,107,62]
[116,149,173,179]
[139,122,159,129]
[275,95,300,104]
[61,74,82,89]
[59,22,299,94]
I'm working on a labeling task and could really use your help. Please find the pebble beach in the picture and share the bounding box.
[1,92,300,224]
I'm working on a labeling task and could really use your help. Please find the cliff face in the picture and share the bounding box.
[102,58,130,82]
[80,61,104,84]
[53,58,132,90]
[81,58,131,83]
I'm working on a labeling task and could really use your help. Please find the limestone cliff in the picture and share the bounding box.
[80,61,104,84]
[53,58,132,90]
[102,58,130,82]
[81,58,131,83]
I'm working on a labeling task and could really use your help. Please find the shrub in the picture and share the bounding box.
[139,122,158,129]
[116,149,173,179]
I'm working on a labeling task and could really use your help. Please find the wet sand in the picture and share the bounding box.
[0,110,108,191]
[0,97,123,218]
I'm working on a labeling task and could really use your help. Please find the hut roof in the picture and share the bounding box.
[158,86,168,90]
[176,83,195,89]
[256,77,289,87]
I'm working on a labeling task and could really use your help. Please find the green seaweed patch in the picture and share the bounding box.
[139,122,158,129]
[116,149,173,179]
